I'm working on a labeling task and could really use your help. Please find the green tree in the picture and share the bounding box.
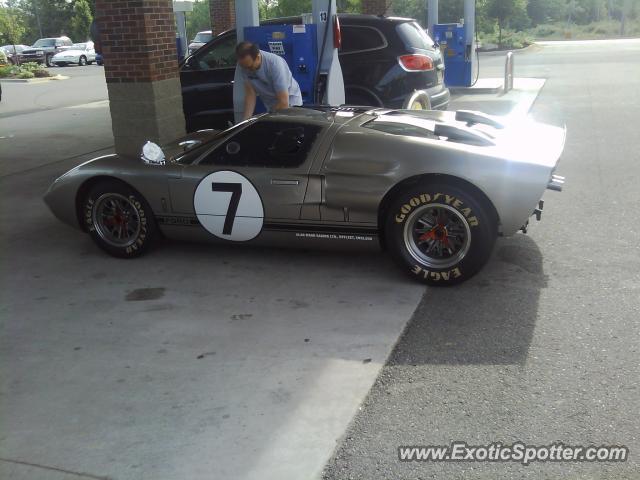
[527,0,566,25]
[70,0,93,41]
[0,5,27,45]
[486,0,522,46]
[186,0,211,40]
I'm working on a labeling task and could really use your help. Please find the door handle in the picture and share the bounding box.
[271,179,299,186]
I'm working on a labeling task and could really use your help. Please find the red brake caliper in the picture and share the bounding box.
[418,225,450,248]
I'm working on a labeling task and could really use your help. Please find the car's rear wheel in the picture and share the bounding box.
[384,182,497,285]
[79,56,87,66]
[404,91,432,111]
[82,180,158,258]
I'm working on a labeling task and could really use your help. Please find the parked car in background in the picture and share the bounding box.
[52,42,96,66]
[20,37,73,67]
[188,30,213,56]
[180,14,450,132]
[1,45,29,65]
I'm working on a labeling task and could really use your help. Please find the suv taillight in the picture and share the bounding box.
[398,54,434,72]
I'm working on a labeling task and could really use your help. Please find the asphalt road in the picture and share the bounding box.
[323,39,640,479]
[0,64,107,119]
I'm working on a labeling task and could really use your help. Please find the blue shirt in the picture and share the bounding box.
[239,50,303,111]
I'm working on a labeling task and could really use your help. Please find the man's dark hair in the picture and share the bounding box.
[235,41,260,60]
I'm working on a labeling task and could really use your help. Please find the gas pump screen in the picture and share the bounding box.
[268,41,285,56]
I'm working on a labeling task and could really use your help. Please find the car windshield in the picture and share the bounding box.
[33,39,55,47]
[396,21,436,50]
[194,32,213,43]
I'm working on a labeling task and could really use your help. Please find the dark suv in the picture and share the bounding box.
[180,14,449,131]
[21,36,73,67]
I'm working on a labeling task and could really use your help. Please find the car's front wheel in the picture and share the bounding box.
[385,182,497,286]
[82,180,158,258]
[46,55,55,67]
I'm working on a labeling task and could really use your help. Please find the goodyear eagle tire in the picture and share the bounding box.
[83,180,157,258]
[385,183,497,286]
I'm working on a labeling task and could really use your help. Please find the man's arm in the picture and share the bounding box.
[243,81,257,120]
[271,57,293,111]
[273,90,290,111]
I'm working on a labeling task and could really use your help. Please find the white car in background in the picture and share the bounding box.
[51,42,96,66]
[188,31,213,55]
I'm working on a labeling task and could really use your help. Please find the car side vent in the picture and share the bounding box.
[434,124,495,146]
[455,110,505,129]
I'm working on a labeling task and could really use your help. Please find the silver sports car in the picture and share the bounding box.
[44,107,565,285]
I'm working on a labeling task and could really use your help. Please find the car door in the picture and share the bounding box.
[168,119,325,242]
[180,33,237,132]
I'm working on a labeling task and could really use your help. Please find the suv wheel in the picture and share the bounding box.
[403,91,432,110]
[46,55,55,67]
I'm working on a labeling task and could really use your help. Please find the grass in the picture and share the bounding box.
[529,20,640,41]
[478,19,639,50]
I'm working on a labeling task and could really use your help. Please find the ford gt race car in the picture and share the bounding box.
[44,107,565,285]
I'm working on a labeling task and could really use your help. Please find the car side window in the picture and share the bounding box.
[200,121,322,168]
[340,26,386,54]
[196,35,237,70]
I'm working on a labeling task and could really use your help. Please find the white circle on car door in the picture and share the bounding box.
[194,170,264,241]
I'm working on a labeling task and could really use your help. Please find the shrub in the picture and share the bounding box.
[17,71,35,79]
[0,65,12,77]
[20,62,42,72]
[33,69,50,78]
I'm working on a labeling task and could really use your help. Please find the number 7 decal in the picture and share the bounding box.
[194,171,264,242]
[211,182,242,235]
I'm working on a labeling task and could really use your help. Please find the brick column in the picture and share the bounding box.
[210,0,236,35]
[362,0,393,15]
[95,0,186,157]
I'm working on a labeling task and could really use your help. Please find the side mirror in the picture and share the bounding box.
[182,55,196,70]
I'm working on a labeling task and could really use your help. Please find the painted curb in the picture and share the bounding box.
[0,75,70,84]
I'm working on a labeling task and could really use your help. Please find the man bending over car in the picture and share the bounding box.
[235,41,303,120]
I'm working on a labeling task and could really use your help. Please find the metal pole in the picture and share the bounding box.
[427,0,438,36]
[504,51,514,92]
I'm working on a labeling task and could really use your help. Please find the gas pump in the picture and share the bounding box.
[429,0,478,87]
[244,23,318,105]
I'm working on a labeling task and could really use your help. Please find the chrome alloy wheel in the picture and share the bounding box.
[403,203,472,269]
[92,193,141,248]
